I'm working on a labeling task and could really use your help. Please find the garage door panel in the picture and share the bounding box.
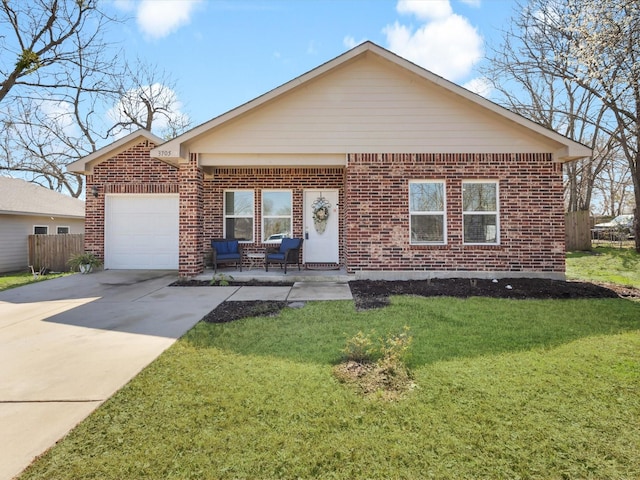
[105,195,179,270]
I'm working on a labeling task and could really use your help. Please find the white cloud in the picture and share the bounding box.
[344,36,357,49]
[384,0,483,82]
[136,0,202,40]
[463,77,493,97]
[343,36,367,49]
[397,0,452,20]
[307,40,319,55]
[460,0,481,7]
[40,100,80,137]
[113,0,136,12]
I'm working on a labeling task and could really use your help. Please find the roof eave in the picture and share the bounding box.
[554,145,593,163]
[0,209,84,218]
[149,41,593,163]
[67,129,166,174]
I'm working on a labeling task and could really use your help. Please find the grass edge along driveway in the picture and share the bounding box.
[0,271,69,292]
[19,295,640,480]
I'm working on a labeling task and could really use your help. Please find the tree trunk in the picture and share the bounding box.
[634,152,640,252]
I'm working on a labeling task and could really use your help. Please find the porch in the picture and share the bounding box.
[194,266,353,284]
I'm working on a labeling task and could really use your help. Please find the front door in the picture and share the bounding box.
[303,190,339,264]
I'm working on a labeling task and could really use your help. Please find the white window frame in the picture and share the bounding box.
[462,180,500,245]
[33,225,48,235]
[262,189,293,243]
[223,189,254,242]
[56,226,70,234]
[409,180,447,245]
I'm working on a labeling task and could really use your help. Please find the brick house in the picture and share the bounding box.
[68,42,590,279]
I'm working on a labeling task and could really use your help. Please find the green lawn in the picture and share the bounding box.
[0,271,70,292]
[567,246,640,289]
[20,296,640,479]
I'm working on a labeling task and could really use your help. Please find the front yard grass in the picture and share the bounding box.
[20,296,640,480]
[567,246,640,289]
[0,271,69,292]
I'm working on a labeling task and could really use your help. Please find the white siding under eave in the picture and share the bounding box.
[187,54,563,155]
[0,214,84,273]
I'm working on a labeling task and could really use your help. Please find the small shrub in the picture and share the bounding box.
[67,252,102,273]
[210,274,234,286]
[336,327,415,400]
[342,330,377,363]
[379,325,413,364]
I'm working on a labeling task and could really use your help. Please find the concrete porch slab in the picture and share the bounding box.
[226,286,292,301]
[288,282,353,301]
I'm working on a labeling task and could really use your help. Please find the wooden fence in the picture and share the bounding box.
[28,234,84,272]
[565,210,591,251]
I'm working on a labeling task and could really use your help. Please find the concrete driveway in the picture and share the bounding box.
[0,271,232,480]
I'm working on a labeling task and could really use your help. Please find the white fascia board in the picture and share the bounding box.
[68,130,164,173]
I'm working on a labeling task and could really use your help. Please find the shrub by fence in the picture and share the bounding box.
[28,234,84,272]
[565,210,591,251]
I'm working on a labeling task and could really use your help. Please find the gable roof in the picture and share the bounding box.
[67,129,166,174]
[0,177,84,218]
[150,41,591,163]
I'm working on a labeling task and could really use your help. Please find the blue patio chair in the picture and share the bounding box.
[211,239,243,273]
[265,238,303,274]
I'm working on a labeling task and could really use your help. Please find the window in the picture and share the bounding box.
[33,226,48,235]
[57,226,70,234]
[409,181,446,244]
[262,190,292,242]
[463,181,499,244]
[224,190,254,241]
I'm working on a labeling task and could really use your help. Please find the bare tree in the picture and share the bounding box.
[560,0,640,248]
[564,142,610,213]
[509,0,640,249]
[482,0,616,216]
[0,0,113,104]
[108,60,191,141]
[0,0,116,195]
[0,0,191,197]
[592,149,633,216]
[484,0,640,250]
[1,97,85,196]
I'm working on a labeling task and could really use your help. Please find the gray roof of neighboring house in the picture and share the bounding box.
[0,176,85,218]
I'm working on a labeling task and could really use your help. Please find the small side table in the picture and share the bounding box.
[246,252,263,270]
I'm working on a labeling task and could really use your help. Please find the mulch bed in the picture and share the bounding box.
[202,300,288,323]
[348,278,628,310]
[192,277,639,323]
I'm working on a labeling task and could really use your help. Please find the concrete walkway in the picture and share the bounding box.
[0,271,352,480]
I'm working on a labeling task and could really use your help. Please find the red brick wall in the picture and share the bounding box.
[204,167,345,265]
[85,139,179,261]
[89,147,565,277]
[179,154,204,277]
[345,153,565,275]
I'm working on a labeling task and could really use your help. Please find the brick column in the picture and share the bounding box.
[84,175,105,261]
[179,153,204,277]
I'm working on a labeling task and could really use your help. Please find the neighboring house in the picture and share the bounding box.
[68,42,591,279]
[0,177,85,273]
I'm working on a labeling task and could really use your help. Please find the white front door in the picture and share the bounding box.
[303,190,339,264]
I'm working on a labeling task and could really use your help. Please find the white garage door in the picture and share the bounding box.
[105,194,179,270]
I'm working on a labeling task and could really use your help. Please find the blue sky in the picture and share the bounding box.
[111,0,517,128]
